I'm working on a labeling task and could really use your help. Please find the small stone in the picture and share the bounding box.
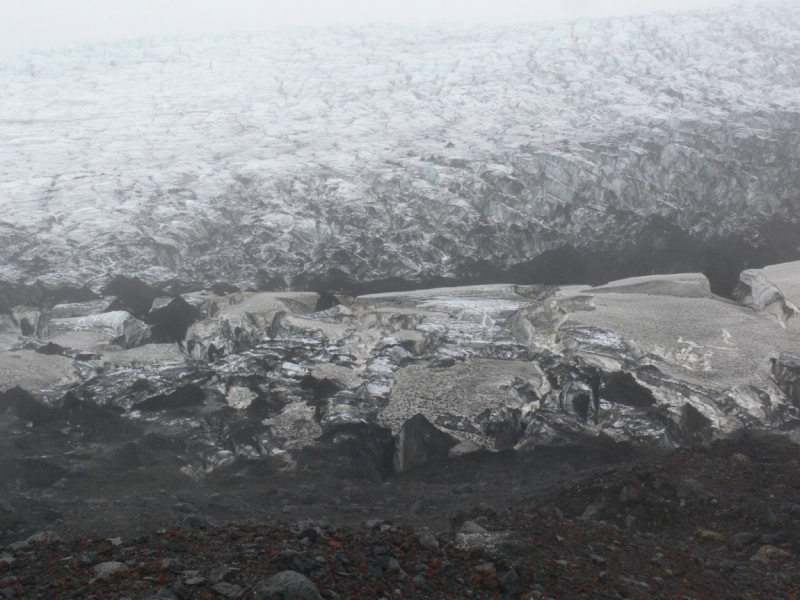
[418,532,439,549]
[558,462,575,475]
[681,478,710,499]
[718,559,738,571]
[172,581,191,600]
[210,565,234,583]
[257,571,323,600]
[26,531,61,544]
[108,537,123,546]
[580,504,601,521]
[766,508,779,527]
[6,541,30,552]
[460,521,487,534]
[93,561,129,581]
[760,533,783,545]
[697,530,725,542]
[160,557,184,571]
[751,545,791,563]
[181,514,211,529]
[590,554,607,565]
[474,563,496,577]
[172,503,195,514]
[728,532,757,551]
[0,587,14,599]
[363,519,382,530]
[412,572,431,589]
[386,558,406,575]
[185,577,206,586]
[498,569,522,596]
[213,582,244,598]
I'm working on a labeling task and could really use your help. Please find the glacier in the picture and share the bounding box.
[2,3,800,487]
[0,1,799,295]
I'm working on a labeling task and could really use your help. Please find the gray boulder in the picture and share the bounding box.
[393,414,458,473]
[256,571,323,600]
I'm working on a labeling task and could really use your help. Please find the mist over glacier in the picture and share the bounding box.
[1,1,799,295]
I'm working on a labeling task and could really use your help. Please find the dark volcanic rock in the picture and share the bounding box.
[57,392,134,440]
[318,423,395,481]
[601,372,657,408]
[0,387,53,426]
[393,414,459,473]
[473,407,524,451]
[299,375,343,401]
[110,441,160,472]
[144,296,202,343]
[0,280,99,313]
[101,275,159,318]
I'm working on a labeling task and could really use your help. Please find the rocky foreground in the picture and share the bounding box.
[0,435,799,599]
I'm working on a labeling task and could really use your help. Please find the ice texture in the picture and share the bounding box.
[0,2,799,290]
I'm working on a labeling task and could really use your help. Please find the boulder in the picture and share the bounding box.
[0,386,54,426]
[92,561,129,581]
[46,311,151,350]
[319,422,395,481]
[393,414,458,473]
[473,406,523,450]
[144,296,201,342]
[101,275,159,318]
[256,571,323,600]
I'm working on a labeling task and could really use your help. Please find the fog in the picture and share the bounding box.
[1,0,773,58]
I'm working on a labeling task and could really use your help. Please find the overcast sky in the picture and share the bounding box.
[1,0,770,59]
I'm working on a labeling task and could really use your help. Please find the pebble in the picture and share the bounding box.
[418,532,439,549]
[92,561,129,581]
[459,521,487,534]
[728,532,757,551]
[26,531,61,544]
[750,545,791,563]
[213,582,244,598]
[5,542,28,552]
[258,570,323,600]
